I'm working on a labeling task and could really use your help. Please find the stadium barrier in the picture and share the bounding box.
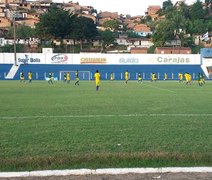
[0,51,211,80]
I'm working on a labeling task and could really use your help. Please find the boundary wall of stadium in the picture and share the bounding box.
[0,50,212,80]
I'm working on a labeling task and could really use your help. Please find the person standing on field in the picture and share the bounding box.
[110,72,114,81]
[138,73,142,83]
[151,73,157,82]
[63,73,67,82]
[20,71,25,82]
[94,70,100,91]
[28,71,32,83]
[75,70,80,85]
[164,73,168,80]
[125,70,129,84]
[66,72,70,83]
[48,72,53,84]
[179,73,183,82]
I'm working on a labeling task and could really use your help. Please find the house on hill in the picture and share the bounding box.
[145,5,161,21]
[133,24,152,37]
[155,47,191,54]
[130,47,148,54]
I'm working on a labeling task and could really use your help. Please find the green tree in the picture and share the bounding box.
[102,19,119,31]
[99,30,115,52]
[126,31,142,38]
[147,45,156,53]
[190,0,206,20]
[70,16,98,50]
[162,0,173,11]
[178,3,190,20]
[7,24,35,39]
[35,4,73,40]
[152,19,175,46]
[187,19,208,34]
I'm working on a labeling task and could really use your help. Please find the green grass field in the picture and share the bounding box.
[0,80,212,171]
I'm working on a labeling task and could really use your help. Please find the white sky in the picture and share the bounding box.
[54,0,198,16]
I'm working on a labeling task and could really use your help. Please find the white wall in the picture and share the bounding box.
[0,53,201,65]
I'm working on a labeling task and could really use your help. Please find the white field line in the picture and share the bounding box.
[142,83,176,93]
[1,113,212,120]
[0,167,212,178]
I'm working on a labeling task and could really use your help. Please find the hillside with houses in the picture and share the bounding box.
[0,0,211,54]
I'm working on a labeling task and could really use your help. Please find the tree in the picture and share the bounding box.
[178,3,190,20]
[70,16,98,50]
[99,30,115,52]
[162,0,173,11]
[187,19,208,34]
[102,19,119,31]
[7,25,34,39]
[152,19,175,46]
[126,31,142,38]
[172,12,186,30]
[35,4,73,40]
[190,0,206,20]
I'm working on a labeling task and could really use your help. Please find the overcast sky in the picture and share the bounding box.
[54,0,198,16]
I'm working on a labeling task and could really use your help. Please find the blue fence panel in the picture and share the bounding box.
[11,64,204,80]
[0,64,13,80]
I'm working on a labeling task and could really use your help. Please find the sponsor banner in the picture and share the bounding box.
[114,54,200,65]
[72,54,107,64]
[16,53,44,64]
[144,54,201,65]
[80,57,107,64]
[0,53,201,65]
[72,54,200,65]
[45,54,73,64]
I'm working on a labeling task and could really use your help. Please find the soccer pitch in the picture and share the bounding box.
[0,80,212,171]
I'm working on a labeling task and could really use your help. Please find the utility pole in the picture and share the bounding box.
[13,11,17,66]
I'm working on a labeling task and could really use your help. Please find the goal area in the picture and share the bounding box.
[59,71,91,81]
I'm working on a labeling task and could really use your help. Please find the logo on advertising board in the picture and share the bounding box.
[119,57,139,64]
[51,54,68,64]
[80,58,107,64]
[18,54,41,64]
[157,56,190,64]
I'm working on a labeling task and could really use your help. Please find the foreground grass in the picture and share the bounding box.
[0,80,212,171]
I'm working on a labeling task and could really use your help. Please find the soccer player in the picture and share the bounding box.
[20,71,25,82]
[184,72,192,85]
[63,73,67,82]
[94,70,100,91]
[138,73,142,83]
[164,73,168,80]
[125,70,129,84]
[151,73,157,82]
[201,73,205,84]
[110,72,114,81]
[28,71,32,83]
[75,70,80,85]
[197,73,203,86]
[66,72,70,83]
[48,72,53,84]
[179,73,183,82]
